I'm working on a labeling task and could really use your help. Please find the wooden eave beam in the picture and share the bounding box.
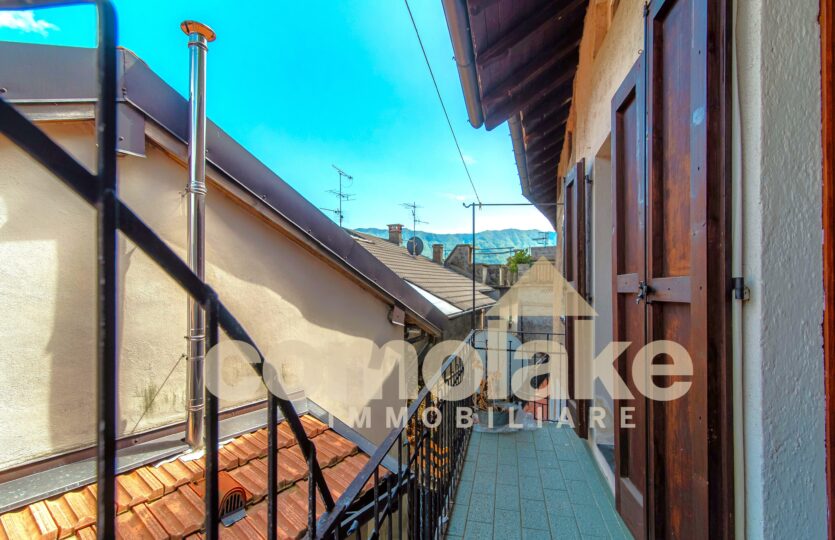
[484,61,577,130]
[481,33,582,115]
[477,0,588,66]
[527,136,566,164]
[528,154,561,178]
[524,116,569,146]
[521,87,574,133]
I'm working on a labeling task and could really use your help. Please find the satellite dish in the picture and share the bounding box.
[407,236,424,256]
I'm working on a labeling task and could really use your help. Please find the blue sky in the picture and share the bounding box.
[0,2,554,233]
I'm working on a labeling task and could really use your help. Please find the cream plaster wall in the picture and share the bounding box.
[0,121,404,469]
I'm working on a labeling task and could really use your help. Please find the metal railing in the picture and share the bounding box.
[315,332,477,538]
[0,2,335,539]
[471,329,565,422]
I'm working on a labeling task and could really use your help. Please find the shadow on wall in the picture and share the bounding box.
[0,122,404,468]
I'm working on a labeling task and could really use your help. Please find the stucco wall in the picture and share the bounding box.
[558,0,645,178]
[736,0,826,537]
[0,121,404,469]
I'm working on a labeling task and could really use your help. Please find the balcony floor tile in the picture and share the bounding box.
[447,424,632,539]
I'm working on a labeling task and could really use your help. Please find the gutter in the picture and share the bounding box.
[441,0,484,128]
[509,114,532,199]
[440,1,532,204]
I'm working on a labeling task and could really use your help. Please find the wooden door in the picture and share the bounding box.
[564,159,589,438]
[611,56,647,540]
[611,0,732,537]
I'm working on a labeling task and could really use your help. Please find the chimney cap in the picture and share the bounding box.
[181,20,216,42]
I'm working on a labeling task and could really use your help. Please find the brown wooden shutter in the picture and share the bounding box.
[564,158,588,438]
[611,55,647,540]
[643,0,732,537]
[610,0,732,537]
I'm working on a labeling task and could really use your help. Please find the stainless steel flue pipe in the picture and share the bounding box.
[182,20,215,449]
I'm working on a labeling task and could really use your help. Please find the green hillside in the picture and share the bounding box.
[354,228,557,265]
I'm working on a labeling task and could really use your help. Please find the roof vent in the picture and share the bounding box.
[193,471,249,527]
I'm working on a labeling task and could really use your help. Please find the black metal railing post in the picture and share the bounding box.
[204,294,220,540]
[267,392,278,540]
[93,2,119,538]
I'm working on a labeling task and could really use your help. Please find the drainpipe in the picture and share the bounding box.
[182,20,216,449]
[441,0,483,128]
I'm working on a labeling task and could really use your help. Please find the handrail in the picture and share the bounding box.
[315,330,477,537]
[0,2,333,537]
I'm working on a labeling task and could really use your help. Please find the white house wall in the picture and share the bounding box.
[735,0,826,537]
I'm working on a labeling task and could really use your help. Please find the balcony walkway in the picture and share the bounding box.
[446,424,632,539]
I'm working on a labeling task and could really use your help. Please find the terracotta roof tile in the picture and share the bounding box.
[145,486,204,540]
[2,415,386,540]
[225,435,260,465]
[115,503,168,540]
[44,497,80,539]
[299,416,328,438]
[115,469,165,511]
[74,526,96,540]
[147,464,189,495]
[0,501,59,540]
[227,462,266,503]
[53,487,97,533]
[157,460,200,487]
[277,447,307,484]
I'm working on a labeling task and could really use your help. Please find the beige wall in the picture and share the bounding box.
[558,0,644,179]
[0,121,405,469]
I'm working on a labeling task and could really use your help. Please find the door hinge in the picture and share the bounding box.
[585,174,592,184]
[732,277,750,301]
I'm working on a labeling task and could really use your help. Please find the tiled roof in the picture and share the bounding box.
[0,415,386,540]
[350,232,496,314]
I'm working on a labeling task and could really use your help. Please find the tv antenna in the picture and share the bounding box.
[401,201,428,256]
[326,164,354,227]
[533,234,551,246]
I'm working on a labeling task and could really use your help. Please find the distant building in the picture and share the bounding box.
[530,245,557,261]
[349,227,496,339]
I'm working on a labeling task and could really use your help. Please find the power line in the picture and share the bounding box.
[403,0,482,205]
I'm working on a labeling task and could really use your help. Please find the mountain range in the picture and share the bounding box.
[354,228,557,265]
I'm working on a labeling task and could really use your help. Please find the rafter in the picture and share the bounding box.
[525,117,568,148]
[467,0,502,16]
[477,0,588,66]
[530,179,557,198]
[520,87,573,133]
[527,136,566,165]
[484,61,577,130]
[528,155,561,179]
[481,33,582,115]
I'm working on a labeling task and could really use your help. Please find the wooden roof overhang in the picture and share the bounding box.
[442,0,589,228]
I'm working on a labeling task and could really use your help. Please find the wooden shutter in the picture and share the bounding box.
[611,55,647,540]
[643,0,732,537]
[564,159,588,437]
[610,1,732,537]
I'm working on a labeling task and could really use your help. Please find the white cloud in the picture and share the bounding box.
[0,11,59,37]
[462,154,476,165]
